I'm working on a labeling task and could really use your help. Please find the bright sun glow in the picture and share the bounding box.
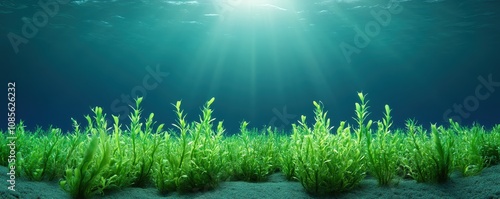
[181,0,353,105]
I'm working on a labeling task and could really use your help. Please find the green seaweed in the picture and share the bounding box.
[18,127,65,181]
[153,98,227,194]
[228,122,278,182]
[365,104,402,186]
[0,93,498,198]
[59,107,114,199]
[403,120,455,183]
[291,100,365,195]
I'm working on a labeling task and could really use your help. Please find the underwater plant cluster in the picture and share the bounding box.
[1,93,499,198]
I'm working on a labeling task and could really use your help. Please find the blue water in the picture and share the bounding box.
[1,0,500,134]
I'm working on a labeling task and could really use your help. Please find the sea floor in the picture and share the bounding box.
[1,164,499,199]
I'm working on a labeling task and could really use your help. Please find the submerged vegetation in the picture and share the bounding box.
[1,93,500,198]
[291,101,365,195]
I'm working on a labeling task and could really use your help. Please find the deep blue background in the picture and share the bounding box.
[1,0,500,134]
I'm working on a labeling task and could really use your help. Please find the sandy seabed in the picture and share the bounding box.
[2,165,500,199]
